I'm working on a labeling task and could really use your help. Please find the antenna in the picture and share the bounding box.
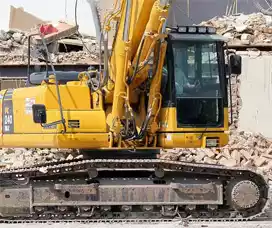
[65,0,68,20]
[253,0,272,16]
[226,0,238,16]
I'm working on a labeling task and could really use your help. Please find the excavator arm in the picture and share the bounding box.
[90,0,171,145]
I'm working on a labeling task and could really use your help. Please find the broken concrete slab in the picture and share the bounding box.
[231,149,241,162]
[9,5,46,32]
[218,157,228,166]
[33,22,78,45]
[262,154,272,160]
[194,151,206,162]
[260,161,272,173]
[58,38,84,47]
[222,148,231,159]
[215,153,224,160]
[205,150,215,158]
[254,156,267,167]
[224,158,237,167]
[203,157,217,165]
[240,149,252,160]
[243,160,253,167]
[241,34,252,41]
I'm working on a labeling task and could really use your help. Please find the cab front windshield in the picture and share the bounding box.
[172,41,224,127]
[173,41,221,98]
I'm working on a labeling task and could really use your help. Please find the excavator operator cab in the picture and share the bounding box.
[159,26,241,148]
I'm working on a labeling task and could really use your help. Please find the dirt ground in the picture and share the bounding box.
[0,221,271,228]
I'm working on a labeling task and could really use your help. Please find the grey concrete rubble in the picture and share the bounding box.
[0,27,99,65]
[160,131,272,180]
[0,148,80,169]
[200,12,272,45]
[0,29,27,50]
[0,51,98,65]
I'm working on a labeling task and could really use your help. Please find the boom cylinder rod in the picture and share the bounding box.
[123,0,132,42]
[110,0,133,136]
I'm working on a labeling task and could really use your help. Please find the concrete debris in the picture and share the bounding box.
[160,130,272,177]
[55,51,98,64]
[66,154,74,160]
[203,156,217,165]
[39,167,48,174]
[254,156,266,167]
[223,158,237,167]
[231,149,240,162]
[240,149,252,160]
[200,13,272,45]
[205,150,216,158]
[0,26,99,65]
[0,29,27,51]
[33,22,78,45]
[0,148,77,169]
[0,51,98,65]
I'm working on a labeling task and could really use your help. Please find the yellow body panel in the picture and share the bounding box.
[158,132,228,148]
[157,107,229,148]
[0,84,109,148]
[1,133,109,149]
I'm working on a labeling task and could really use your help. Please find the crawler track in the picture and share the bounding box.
[0,158,270,224]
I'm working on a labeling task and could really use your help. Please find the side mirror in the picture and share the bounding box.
[229,54,242,75]
[32,104,47,124]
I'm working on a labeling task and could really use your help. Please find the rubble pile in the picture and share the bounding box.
[0,50,98,65]
[0,27,99,65]
[200,12,272,45]
[160,131,272,179]
[56,50,97,64]
[0,29,27,49]
[228,74,241,130]
[0,148,82,169]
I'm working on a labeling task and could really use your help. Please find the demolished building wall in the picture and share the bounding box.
[238,51,272,139]
[168,0,260,26]
[9,6,46,31]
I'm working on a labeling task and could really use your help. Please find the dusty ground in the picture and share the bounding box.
[0,221,272,228]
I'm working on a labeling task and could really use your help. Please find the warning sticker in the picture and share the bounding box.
[25,98,35,115]
[3,99,14,134]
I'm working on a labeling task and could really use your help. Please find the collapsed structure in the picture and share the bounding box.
[0,24,99,65]
[200,12,272,45]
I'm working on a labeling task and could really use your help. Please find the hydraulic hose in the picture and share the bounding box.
[39,34,67,133]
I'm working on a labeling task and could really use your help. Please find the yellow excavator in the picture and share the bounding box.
[0,0,269,223]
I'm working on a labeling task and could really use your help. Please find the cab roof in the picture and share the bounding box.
[168,33,228,42]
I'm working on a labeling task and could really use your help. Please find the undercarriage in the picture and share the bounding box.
[0,153,270,224]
